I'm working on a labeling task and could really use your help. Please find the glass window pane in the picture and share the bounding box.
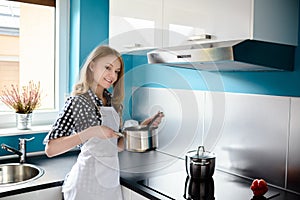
[0,0,55,112]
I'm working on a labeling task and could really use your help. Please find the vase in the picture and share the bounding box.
[16,113,32,130]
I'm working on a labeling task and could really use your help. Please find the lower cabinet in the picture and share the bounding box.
[122,186,150,200]
[0,186,63,200]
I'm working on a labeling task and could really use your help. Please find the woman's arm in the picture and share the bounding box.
[45,134,81,157]
[45,125,119,157]
[141,112,165,126]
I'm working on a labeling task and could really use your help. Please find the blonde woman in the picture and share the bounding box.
[44,45,164,200]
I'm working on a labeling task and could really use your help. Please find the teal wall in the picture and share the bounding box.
[124,51,300,97]
[0,133,47,156]
[69,0,109,92]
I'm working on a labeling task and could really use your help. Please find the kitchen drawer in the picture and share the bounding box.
[0,186,62,200]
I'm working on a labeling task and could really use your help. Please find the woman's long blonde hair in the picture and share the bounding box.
[72,45,125,113]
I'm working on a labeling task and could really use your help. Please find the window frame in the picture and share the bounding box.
[0,0,69,129]
[9,0,55,7]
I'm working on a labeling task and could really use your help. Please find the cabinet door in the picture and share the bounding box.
[252,0,299,45]
[131,190,150,200]
[109,0,163,53]
[121,186,150,200]
[162,0,252,47]
[121,185,131,200]
[0,186,63,200]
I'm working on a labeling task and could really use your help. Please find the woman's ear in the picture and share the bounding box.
[89,62,95,72]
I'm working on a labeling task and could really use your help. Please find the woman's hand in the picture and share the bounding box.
[141,111,165,127]
[79,125,119,143]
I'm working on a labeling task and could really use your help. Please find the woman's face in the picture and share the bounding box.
[90,55,121,89]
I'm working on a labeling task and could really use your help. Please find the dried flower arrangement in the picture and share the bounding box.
[0,81,41,114]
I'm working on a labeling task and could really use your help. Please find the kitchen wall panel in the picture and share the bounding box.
[213,93,290,188]
[131,87,296,192]
[288,98,300,193]
[131,87,204,158]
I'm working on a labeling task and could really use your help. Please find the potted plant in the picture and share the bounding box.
[0,81,42,130]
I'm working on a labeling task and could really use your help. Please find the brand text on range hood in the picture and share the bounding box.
[147,39,296,72]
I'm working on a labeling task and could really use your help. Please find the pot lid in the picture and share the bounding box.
[186,146,215,159]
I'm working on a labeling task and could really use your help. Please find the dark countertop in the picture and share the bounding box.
[0,150,299,200]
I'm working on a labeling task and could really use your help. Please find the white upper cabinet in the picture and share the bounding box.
[109,0,298,52]
[162,0,253,47]
[162,0,298,47]
[109,0,163,53]
[252,0,298,46]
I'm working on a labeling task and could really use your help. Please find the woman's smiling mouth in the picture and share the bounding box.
[104,77,113,84]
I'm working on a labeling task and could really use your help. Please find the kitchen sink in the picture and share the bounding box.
[0,163,44,186]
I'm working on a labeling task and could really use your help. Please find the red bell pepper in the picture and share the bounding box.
[250,179,268,196]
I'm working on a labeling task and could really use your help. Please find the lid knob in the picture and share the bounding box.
[197,146,205,155]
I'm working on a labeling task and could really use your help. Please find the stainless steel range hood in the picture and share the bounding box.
[147,39,296,71]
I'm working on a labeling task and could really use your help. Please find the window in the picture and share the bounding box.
[0,0,69,128]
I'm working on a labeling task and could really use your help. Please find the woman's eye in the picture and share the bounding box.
[105,65,111,70]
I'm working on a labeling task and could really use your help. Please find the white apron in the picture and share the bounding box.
[63,107,123,200]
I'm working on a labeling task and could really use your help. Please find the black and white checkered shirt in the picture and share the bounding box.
[44,89,112,143]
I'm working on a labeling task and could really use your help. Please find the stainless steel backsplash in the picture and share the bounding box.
[131,87,300,194]
[288,98,300,193]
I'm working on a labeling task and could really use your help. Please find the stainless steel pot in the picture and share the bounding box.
[123,125,158,152]
[185,146,216,179]
[123,112,162,152]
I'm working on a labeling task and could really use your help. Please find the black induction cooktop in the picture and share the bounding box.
[138,169,280,200]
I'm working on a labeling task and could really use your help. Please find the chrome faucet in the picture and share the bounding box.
[1,137,35,163]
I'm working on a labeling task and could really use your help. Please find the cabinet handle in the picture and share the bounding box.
[123,43,142,49]
[187,34,212,41]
